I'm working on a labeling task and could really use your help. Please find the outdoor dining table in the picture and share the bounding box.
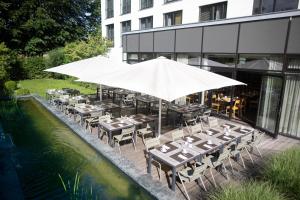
[148,122,254,191]
[135,95,159,114]
[98,117,135,146]
[73,104,103,125]
[167,103,207,125]
[98,102,121,116]
[112,89,130,104]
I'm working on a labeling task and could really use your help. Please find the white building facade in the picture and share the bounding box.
[101,0,300,61]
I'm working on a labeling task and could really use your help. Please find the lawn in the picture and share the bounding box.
[18,79,96,97]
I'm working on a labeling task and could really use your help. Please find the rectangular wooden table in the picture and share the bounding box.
[73,104,103,125]
[148,122,254,191]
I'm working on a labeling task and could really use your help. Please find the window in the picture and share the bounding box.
[164,10,182,27]
[238,55,283,71]
[288,56,300,70]
[106,0,114,18]
[199,2,227,22]
[202,54,235,68]
[253,0,298,15]
[140,0,153,9]
[140,16,153,30]
[121,20,131,33]
[121,0,131,15]
[176,54,201,66]
[106,24,114,42]
[140,53,154,61]
[127,53,139,64]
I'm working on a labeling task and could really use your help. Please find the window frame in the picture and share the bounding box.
[106,0,114,19]
[140,0,153,10]
[121,0,131,15]
[199,1,227,22]
[140,16,153,30]
[164,10,182,27]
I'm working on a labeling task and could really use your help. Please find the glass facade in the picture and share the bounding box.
[164,10,182,27]
[199,2,227,22]
[238,55,283,71]
[140,16,153,30]
[106,24,114,42]
[140,0,153,9]
[121,0,131,15]
[253,0,298,15]
[177,53,201,66]
[106,0,114,18]
[202,54,235,68]
[279,75,300,137]
[121,20,131,33]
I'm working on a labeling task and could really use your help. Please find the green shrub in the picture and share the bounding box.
[264,147,300,199]
[4,81,17,95]
[208,181,286,200]
[15,88,30,96]
[21,56,47,79]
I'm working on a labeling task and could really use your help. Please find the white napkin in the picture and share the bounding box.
[203,144,212,149]
[206,130,212,135]
[186,137,194,141]
[241,129,249,133]
[178,154,187,160]
[162,145,170,150]
[223,136,232,140]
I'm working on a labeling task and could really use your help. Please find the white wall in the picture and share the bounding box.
[101,0,255,60]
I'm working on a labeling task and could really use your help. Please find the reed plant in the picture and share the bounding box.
[208,181,286,200]
[264,147,300,199]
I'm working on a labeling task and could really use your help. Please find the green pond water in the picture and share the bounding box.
[0,99,154,200]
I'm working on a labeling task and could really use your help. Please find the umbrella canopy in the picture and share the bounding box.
[78,56,245,102]
[44,55,129,79]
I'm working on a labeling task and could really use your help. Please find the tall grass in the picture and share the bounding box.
[264,147,300,199]
[58,172,97,200]
[208,181,286,200]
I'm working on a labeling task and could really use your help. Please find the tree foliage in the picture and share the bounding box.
[64,34,112,63]
[0,0,101,56]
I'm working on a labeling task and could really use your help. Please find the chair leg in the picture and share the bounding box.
[132,138,136,151]
[210,168,217,187]
[199,175,207,191]
[228,158,234,172]
[240,153,246,169]
[255,146,263,158]
[117,141,121,154]
[222,164,229,180]
[178,174,190,200]
[245,147,254,164]
[141,133,145,144]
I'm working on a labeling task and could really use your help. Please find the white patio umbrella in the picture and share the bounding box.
[44,55,129,100]
[78,57,245,136]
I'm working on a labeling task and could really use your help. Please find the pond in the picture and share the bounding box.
[0,99,154,200]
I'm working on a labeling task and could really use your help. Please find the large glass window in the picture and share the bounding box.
[164,10,182,27]
[238,55,283,71]
[140,16,153,30]
[279,75,300,137]
[202,54,235,68]
[106,24,114,42]
[121,0,131,15]
[287,56,300,70]
[176,54,201,66]
[106,0,114,18]
[121,20,131,33]
[199,2,227,22]
[253,0,298,15]
[127,53,139,64]
[140,53,154,61]
[256,76,282,133]
[140,0,153,9]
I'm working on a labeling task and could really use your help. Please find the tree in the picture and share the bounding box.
[64,34,112,63]
[0,0,101,55]
[0,42,12,82]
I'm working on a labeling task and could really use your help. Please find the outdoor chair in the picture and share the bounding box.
[211,102,221,113]
[178,155,215,200]
[199,109,211,128]
[185,121,202,135]
[144,137,161,180]
[183,112,197,126]
[210,146,233,185]
[122,93,135,106]
[230,138,253,168]
[208,117,219,128]
[246,130,264,160]
[137,123,154,144]
[85,112,103,133]
[226,99,240,117]
[113,126,136,154]
[171,129,184,141]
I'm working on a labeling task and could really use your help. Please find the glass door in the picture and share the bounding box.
[256,76,282,134]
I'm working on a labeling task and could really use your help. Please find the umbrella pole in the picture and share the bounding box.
[158,98,162,138]
[99,84,102,101]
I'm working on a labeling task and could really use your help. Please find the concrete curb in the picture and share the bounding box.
[22,94,178,200]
